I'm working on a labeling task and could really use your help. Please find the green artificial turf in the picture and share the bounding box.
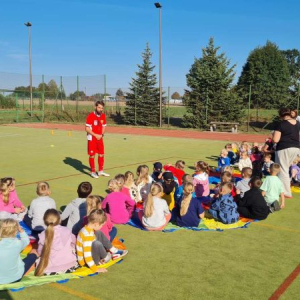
[0,126,300,300]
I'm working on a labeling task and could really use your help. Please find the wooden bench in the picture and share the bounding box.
[209,122,239,133]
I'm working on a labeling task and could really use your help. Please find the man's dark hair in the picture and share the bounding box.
[95,100,105,107]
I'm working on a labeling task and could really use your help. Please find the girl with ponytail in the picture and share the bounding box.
[35,209,77,276]
[176,183,205,228]
[139,183,171,231]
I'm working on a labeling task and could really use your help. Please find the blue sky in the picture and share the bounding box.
[0,0,299,91]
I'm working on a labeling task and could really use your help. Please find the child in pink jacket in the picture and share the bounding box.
[0,177,26,221]
[193,161,210,198]
[102,179,135,224]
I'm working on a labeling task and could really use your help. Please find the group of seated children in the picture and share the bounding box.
[217,141,278,178]
[0,153,287,284]
[0,177,129,284]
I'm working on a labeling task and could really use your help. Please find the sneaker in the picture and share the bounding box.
[90,172,99,179]
[112,249,128,260]
[98,171,110,177]
[99,252,111,265]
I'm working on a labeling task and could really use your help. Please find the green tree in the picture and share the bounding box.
[47,79,59,99]
[183,37,242,128]
[124,43,161,126]
[237,41,291,110]
[171,92,181,100]
[69,91,86,100]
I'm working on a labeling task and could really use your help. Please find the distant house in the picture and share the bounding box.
[104,95,116,101]
[169,99,183,104]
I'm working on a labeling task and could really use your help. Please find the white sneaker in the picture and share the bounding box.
[98,171,110,177]
[91,172,99,178]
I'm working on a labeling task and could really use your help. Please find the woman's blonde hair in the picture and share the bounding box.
[36,182,50,196]
[0,177,15,205]
[136,165,149,185]
[86,195,103,215]
[35,209,60,276]
[180,183,194,217]
[108,179,121,192]
[144,183,163,218]
[0,218,18,239]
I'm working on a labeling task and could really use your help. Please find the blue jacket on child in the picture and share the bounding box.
[209,193,239,224]
[218,157,231,170]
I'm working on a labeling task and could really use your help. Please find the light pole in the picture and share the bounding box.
[24,22,33,116]
[154,2,162,127]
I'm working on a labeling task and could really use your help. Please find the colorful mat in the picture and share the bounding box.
[1,239,126,292]
[127,215,254,233]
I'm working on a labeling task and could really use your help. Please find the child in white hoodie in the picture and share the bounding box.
[61,182,93,235]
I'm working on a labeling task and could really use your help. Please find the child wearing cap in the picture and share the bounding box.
[151,162,163,183]
[162,172,177,210]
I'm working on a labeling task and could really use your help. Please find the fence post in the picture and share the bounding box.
[76,76,79,115]
[167,86,170,126]
[42,74,45,122]
[247,84,252,132]
[60,76,63,112]
[104,75,107,107]
[15,93,19,123]
[135,87,137,125]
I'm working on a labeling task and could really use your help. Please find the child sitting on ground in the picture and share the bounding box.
[139,183,171,231]
[135,165,153,202]
[235,167,252,198]
[162,172,178,210]
[213,171,236,198]
[151,162,164,183]
[225,143,238,165]
[240,142,251,155]
[193,161,210,202]
[163,160,185,185]
[77,209,128,274]
[0,219,38,284]
[84,195,117,242]
[261,163,285,212]
[238,152,252,172]
[250,146,262,162]
[60,182,93,235]
[0,177,27,221]
[174,174,194,202]
[114,174,131,198]
[217,149,231,171]
[24,182,56,233]
[291,157,300,185]
[102,179,135,224]
[236,177,269,220]
[176,183,205,227]
[35,209,78,276]
[124,171,138,202]
[208,182,239,224]
[262,154,274,176]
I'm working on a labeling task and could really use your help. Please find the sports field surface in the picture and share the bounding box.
[0,124,299,300]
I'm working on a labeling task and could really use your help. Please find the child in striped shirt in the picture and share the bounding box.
[76,209,128,274]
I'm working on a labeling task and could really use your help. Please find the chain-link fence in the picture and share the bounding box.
[1,71,299,131]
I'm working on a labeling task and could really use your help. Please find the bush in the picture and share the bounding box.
[0,95,15,109]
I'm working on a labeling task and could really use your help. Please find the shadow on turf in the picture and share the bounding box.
[0,291,13,300]
[63,157,90,176]
[206,155,219,161]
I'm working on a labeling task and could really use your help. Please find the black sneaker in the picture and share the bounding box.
[271,200,281,212]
